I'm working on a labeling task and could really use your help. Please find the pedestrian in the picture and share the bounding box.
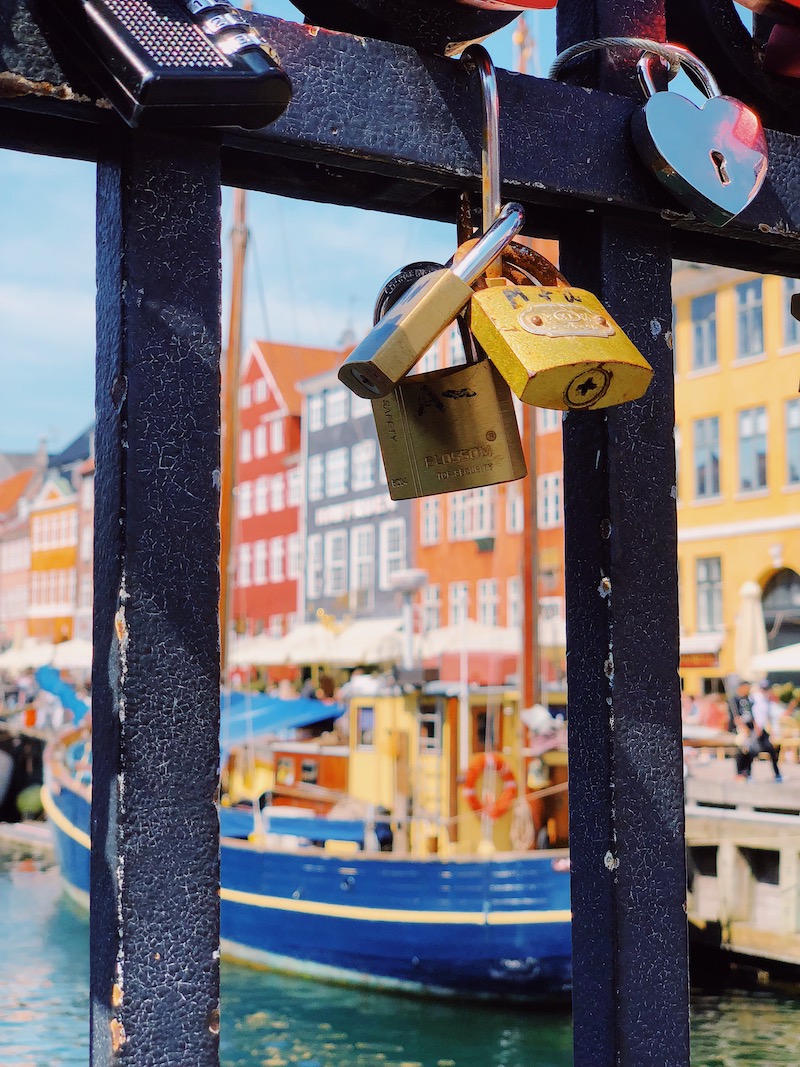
[738,680,783,783]
[729,679,757,780]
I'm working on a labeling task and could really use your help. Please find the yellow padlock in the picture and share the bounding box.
[468,247,654,411]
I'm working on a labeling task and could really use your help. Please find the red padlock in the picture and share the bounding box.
[764,24,800,79]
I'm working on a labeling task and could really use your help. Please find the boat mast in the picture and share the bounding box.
[514,15,540,712]
[219,186,248,672]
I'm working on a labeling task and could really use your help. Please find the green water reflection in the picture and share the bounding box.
[1,846,798,1067]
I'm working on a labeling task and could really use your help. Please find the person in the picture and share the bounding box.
[729,680,756,780]
[738,680,783,783]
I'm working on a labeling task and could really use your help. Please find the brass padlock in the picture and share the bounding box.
[467,247,654,411]
[373,358,526,500]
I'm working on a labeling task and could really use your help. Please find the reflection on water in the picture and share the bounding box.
[1,845,798,1067]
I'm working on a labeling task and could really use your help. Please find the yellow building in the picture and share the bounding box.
[28,472,79,643]
[673,264,800,695]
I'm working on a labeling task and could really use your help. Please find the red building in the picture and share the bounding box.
[232,340,341,638]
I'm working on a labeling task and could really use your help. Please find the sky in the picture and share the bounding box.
[0,2,753,456]
[0,2,559,456]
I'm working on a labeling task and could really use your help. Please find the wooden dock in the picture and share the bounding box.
[684,752,800,975]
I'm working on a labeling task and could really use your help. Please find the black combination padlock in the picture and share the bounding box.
[36,0,292,129]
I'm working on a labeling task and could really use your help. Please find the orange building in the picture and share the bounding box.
[0,466,42,646]
[27,472,79,642]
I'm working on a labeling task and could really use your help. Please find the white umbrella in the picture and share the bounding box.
[327,617,407,666]
[227,634,286,667]
[750,642,800,673]
[733,580,769,681]
[51,638,93,671]
[422,621,521,658]
[0,640,54,671]
[278,622,339,666]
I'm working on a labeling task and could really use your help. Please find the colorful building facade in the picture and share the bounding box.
[27,472,79,643]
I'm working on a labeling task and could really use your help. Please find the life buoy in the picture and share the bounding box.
[462,753,518,820]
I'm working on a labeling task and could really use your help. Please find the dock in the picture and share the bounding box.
[684,753,800,975]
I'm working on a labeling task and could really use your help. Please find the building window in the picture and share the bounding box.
[237,481,252,519]
[239,384,251,409]
[268,614,284,638]
[270,537,285,583]
[270,475,285,512]
[254,476,269,515]
[783,278,800,349]
[308,455,324,502]
[325,388,349,427]
[324,530,347,596]
[449,582,469,626]
[422,584,441,632]
[240,429,252,463]
[379,519,406,590]
[254,378,268,404]
[351,440,376,492]
[350,525,375,612]
[786,399,800,485]
[286,612,298,633]
[287,468,301,508]
[308,395,324,432]
[349,392,372,420]
[253,540,268,584]
[538,474,562,529]
[471,488,494,538]
[237,543,251,588]
[270,419,285,453]
[735,279,764,360]
[79,574,92,609]
[691,293,717,370]
[254,423,267,458]
[80,526,92,564]
[694,416,720,499]
[738,406,768,492]
[448,489,495,541]
[696,557,722,632]
[507,576,522,628]
[506,484,524,534]
[357,705,375,748]
[325,448,349,498]
[477,579,499,626]
[81,478,94,509]
[448,492,470,542]
[307,535,323,599]
[419,702,442,753]
[420,498,441,546]
[537,408,560,434]
[287,533,302,580]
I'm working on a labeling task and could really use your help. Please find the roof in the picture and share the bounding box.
[247,341,341,416]
[48,425,93,471]
[0,452,36,479]
[0,468,37,520]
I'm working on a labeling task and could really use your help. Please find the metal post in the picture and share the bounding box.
[557,3,690,1065]
[92,132,222,1066]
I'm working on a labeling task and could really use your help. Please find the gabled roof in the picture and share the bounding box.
[0,468,37,521]
[0,452,36,480]
[29,471,76,510]
[48,425,93,471]
[244,341,342,416]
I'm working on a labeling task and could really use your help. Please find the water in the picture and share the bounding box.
[1,844,797,1067]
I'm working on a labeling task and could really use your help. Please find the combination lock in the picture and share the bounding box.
[36,0,292,129]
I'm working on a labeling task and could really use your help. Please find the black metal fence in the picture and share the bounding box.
[2,1,799,1064]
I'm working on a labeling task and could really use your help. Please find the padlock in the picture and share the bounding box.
[764,24,800,80]
[372,359,527,500]
[338,200,524,400]
[630,47,768,227]
[468,249,654,411]
[735,0,800,22]
[457,0,556,8]
[37,0,291,129]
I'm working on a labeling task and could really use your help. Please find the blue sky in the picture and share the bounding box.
[0,3,557,455]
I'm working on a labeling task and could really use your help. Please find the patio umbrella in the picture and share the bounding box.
[51,638,93,671]
[327,617,407,666]
[733,580,769,681]
[421,620,521,658]
[0,640,54,671]
[227,634,286,667]
[750,642,800,673]
[278,622,339,665]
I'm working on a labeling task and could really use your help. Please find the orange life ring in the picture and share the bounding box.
[462,753,517,820]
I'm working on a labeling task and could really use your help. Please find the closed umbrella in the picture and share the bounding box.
[734,580,769,681]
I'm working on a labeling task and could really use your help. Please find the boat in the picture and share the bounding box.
[42,680,572,1001]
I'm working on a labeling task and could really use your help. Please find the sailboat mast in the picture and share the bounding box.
[514,15,540,711]
[220,187,248,671]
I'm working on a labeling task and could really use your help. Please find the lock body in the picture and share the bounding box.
[470,283,653,411]
[37,0,291,128]
[373,360,526,500]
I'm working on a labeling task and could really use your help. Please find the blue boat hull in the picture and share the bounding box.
[42,761,572,1002]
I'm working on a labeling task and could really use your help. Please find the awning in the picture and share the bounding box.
[750,642,800,673]
[327,617,407,666]
[277,622,339,665]
[422,621,521,658]
[220,692,343,753]
[228,634,286,667]
[679,633,724,656]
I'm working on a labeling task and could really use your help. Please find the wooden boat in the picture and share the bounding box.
[42,684,572,1001]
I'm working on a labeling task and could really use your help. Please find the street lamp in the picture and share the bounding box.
[389,568,428,672]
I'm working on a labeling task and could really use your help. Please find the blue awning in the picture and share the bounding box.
[220,692,343,753]
[35,666,91,724]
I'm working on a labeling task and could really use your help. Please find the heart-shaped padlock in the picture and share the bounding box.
[630,47,769,227]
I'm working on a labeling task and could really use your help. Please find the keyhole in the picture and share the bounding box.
[710,150,731,186]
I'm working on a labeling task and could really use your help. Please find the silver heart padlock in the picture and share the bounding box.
[630,47,769,227]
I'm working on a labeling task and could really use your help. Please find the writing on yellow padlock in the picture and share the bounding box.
[468,251,654,411]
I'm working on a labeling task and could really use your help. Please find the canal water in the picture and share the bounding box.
[1,844,797,1067]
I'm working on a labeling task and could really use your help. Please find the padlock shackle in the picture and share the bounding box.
[636,46,721,101]
[450,201,524,285]
[461,44,502,238]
